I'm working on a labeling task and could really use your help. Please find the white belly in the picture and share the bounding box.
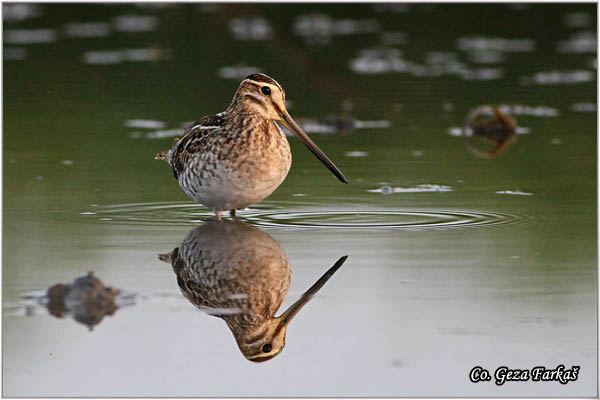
[179,139,292,211]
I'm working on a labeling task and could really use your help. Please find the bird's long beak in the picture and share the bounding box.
[277,255,348,328]
[279,112,348,184]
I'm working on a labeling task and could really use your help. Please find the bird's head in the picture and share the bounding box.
[231,73,347,184]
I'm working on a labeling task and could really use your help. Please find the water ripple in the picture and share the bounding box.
[82,201,535,230]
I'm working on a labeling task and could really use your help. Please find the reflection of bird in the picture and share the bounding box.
[155,73,347,220]
[159,219,347,362]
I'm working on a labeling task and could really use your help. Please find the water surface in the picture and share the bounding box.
[2,3,597,397]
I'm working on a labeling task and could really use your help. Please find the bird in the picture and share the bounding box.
[155,73,347,220]
[158,218,348,362]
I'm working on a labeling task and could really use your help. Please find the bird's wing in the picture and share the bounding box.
[171,113,226,179]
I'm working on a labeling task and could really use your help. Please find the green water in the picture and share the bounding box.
[2,3,597,397]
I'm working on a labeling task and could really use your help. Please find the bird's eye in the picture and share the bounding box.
[261,86,271,95]
[261,344,272,353]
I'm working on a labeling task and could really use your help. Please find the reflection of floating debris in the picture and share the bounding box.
[281,116,390,135]
[563,12,592,28]
[462,105,517,158]
[113,15,158,32]
[4,28,56,44]
[229,16,273,41]
[83,48,171,65]
[64,22,111,38]
[369,184,453,194]
[218,65,263,80]
[496,190,533,196]
[495,104,558,117]
[500,104,557,117]
[448,126,529,137]
[344,151,368,157]
[522,70,594,85]
[293,13,380,45]
[2,3,43,21]
[3,47,27,61]
[125,119,167,129]
[130,128,183,139]
[557,31,597,53]
[456,36,535,52]
[571,102,596,112]
[39,272,124,331]
[349,47,502,80]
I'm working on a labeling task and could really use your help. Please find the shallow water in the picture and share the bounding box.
[2,3,597,397]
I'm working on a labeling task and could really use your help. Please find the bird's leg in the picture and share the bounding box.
[215,210,222,221]
[230,209,236,218]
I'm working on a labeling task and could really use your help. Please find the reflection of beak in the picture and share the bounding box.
[277,255,348,328]
[280,112,348,184]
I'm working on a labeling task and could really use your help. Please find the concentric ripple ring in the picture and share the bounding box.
[81,201,535,230]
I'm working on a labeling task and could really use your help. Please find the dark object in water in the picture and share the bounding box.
[42,272,120,331]
[463,105,517,158]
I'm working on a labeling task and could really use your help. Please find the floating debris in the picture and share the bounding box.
[369,184,453,194]
[281,116,390,135]
[64,22,111,38]
[522,70,595,85]
[456,36,535,52]
[61,160,74,166]
[293,13,380,45]
[229,16,273,41]
[4,28,56,44]
[550,138,562,145]
[557,31,597,54]
[462,105,517,158]
[113,15,158,32]
[124,119,167,129]
[411,150,424,157]
[39,272,123,331]
[349,47,502,80]
[130,128,184,139]
[490,104,558,117]
[82,48,171,65]
[217,65,263,80]
[571,102,596,112]
[344,151,368,157]
[496,190,533,196]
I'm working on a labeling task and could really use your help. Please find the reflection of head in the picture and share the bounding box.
[160,218,347,362]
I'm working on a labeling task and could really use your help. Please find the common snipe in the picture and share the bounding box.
[155,73,347,219]
[159,218,347,362]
